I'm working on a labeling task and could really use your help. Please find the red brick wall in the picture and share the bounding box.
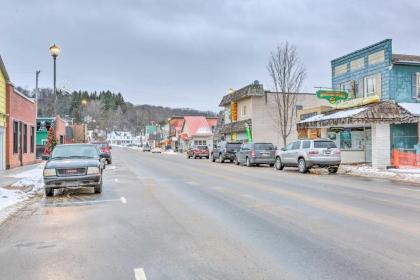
[6,83,37,169]
[55,115,66,144]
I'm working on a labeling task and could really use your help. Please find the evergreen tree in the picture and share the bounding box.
[44,127,58,155]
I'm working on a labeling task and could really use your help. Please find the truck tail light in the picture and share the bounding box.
[251,150,256,157]
[334,149,341,155]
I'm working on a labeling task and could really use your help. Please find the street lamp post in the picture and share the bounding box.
[49,44,61,115]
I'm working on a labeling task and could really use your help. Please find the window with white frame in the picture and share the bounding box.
[417,73,420,99]
[364,76,375,97]
[241,104,247,117]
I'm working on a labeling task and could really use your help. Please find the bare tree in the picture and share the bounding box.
[267,41,306,147]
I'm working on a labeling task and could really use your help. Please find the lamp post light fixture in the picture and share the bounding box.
[49,44,61,115]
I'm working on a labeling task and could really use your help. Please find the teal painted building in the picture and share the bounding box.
[300,39,420,168]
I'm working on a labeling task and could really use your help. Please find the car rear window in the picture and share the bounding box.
[314,141,337,149]
[226,143,242,149]
[254,143,274,150]
[197,145,208,150]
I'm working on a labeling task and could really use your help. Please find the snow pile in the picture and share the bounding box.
[0,164,45,223]
[162,150,179,155]
[339,164,420,184]
[300,107,368,123]
[0,188,28,212]
[9,163,45,192]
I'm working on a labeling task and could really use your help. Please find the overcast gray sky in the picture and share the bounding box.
[1,0,419,111]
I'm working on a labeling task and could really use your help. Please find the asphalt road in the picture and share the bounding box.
[1,147,420,280]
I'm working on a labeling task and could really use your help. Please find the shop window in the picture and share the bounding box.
[364,76,376,97]
[328,127,365,151]
[23,124,28,153]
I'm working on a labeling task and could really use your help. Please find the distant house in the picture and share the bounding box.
[107,131,134,146]
[6,83,37,168]
[179,116,218,151]
[168,116,185,151]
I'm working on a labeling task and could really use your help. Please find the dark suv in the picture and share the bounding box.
[211,141,242,163]
[234,142,276,167]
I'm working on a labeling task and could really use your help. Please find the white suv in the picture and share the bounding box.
[275,139,341,173]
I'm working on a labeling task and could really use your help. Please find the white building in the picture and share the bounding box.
[107,131,134,146]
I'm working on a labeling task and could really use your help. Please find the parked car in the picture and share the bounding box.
[186,145,209,159]
[234,143,276,167]
[93,142,112,164]
[152,147,162,153]
[143,146,151,152]
[43,144,105,196]
[211,141,242,163]
[275,139,341,173]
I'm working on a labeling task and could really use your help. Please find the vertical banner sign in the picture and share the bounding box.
[231,102,237,121]
[245,123,252,142]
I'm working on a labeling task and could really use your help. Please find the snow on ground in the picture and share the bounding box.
[0,163,45,224]
[9,163,45,192]
[162,150,180,155]
[339,164,420,184]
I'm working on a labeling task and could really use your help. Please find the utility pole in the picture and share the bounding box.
[35,70,40,118]
[35,70,40,90]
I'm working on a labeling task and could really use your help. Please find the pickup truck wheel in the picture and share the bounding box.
[94,178,103,194]
[275,157,284,170]
[298,158,308,173]
[328,167,338,174]
[219,154,224,163]
[246,157,252,167]
[107,158,112,164]
[45,187,54,197]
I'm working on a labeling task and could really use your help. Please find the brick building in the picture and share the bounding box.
[5,84,37,168]
[36,116,67,158]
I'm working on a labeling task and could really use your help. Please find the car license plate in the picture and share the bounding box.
[261,153,269,157]
[324,150,331,155]
[66,169,79,174]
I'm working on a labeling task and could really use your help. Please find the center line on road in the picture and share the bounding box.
[134,268,147,280]
[120,196,127,203]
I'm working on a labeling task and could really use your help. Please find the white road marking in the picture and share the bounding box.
[120,196,127,203]
[134,268,147,280]
[400,187,420,192]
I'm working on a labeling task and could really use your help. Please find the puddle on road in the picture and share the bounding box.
[41,188,108,208]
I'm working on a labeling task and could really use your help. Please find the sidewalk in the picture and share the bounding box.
[338,164,420,184]
[0,163,43,188]
[0,163,45,224]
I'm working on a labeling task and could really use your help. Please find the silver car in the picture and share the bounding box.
[275,139,341,173]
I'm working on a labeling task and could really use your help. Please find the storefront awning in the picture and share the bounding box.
[298,101,418,128]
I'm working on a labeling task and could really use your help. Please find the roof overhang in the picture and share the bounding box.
[298,101,419,128]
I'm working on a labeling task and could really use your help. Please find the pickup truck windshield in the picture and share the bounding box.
[51,146,99,159]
